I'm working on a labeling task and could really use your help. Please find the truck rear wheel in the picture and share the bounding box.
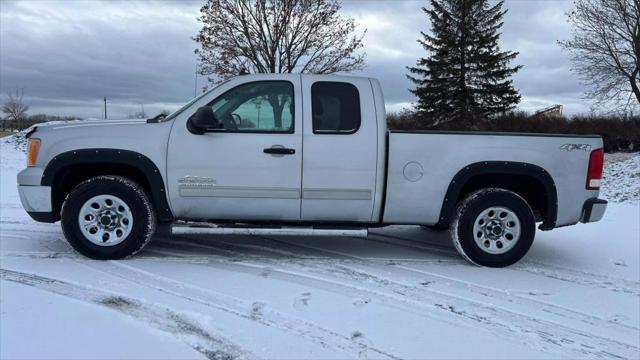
[450,188,535,267]
[61,176,156,259]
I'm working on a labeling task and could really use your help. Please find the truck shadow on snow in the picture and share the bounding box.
[143,225,460,263]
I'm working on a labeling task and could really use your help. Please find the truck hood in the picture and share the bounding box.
[26,118,172,147]
[27,118,151,138]
[28,117,173,169]
[34,119,147,131]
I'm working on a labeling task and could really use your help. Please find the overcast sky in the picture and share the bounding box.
[0,0,589,119]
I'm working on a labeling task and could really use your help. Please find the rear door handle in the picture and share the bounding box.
[263,146,295,155]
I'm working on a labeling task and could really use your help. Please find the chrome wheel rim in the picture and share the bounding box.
[78,195,133,246]
[472,206,521,255]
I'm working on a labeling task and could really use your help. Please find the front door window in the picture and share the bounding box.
[207,81,294,133]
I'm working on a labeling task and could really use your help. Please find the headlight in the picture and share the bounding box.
[27,138,41,167]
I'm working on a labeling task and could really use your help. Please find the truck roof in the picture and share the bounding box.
[235,73,376,82]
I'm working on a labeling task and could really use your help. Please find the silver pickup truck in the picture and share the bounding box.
[17,74,607,267]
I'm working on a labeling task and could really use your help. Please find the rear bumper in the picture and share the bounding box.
[580,198,607,223]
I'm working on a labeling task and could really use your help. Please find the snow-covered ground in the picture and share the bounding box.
[1,137,639,359]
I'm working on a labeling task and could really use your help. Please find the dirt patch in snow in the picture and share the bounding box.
[100,296,137,309]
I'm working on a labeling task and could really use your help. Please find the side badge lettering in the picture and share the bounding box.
[560,144,592,152]
[178,175,217,187]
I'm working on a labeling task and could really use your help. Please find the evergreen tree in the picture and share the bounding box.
[407,0,522,124]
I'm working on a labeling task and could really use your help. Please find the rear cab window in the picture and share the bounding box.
[311,82,361,134]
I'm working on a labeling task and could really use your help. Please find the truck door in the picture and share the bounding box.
[300,76,379,222]
[166,76,303,221]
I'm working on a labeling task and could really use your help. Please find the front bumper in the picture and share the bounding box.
[580,198,607,223]
[17,166,57,223]
[18,185,51,212]
[18,185,56,223]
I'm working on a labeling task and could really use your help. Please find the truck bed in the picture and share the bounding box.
[383,130,603,227]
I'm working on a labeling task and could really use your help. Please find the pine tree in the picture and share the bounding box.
[407,0,522,125]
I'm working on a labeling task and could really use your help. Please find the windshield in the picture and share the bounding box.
[161,80,228,122]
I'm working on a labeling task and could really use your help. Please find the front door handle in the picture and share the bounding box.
[264,146,295,155]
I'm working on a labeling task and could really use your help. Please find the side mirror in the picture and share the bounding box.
[187,107,221,135]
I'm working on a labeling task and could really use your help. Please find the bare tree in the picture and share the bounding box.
[1,88,29,131]
[194,0,366,82]
[559,0,640,112]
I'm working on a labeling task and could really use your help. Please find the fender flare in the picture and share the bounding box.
[41,148,173,222]
[436,161,557,230]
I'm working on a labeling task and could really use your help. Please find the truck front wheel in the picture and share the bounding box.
[61,176,156,259]
[450,188,535,267]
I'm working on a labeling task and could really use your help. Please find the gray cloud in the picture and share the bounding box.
[0,0,591,119]
[1,0,202,118]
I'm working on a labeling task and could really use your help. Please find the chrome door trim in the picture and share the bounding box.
[179,186,300,199]
[302,188,372,200]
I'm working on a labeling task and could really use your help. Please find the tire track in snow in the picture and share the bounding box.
[146,246,475,325]
[318,262,638,359]
[0,268,251,360]
[0,250,78,259]
[158,233,635,335]
[160,231,639,314]
[0,226,61,236]
[517,262,640,296]
[391,263,640,333]
[211,234,639,334]
[149,238,639,359]
[8,233,637,342]
[0,220,59,229]
[357,234,640,332]
[74,259,399,360]
[0,250,216,264]
[266,233,639,337]
[262,236,640,337]
[368,231,640,296]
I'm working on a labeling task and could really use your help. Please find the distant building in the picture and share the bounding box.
[534,105,563,117]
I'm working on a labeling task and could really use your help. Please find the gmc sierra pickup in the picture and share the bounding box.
[17,74,607,267]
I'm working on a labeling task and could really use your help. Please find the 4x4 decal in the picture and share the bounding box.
[560,143,592,152]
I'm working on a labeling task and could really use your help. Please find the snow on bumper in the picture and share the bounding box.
[580,198,607,223]
[18,186,52,212]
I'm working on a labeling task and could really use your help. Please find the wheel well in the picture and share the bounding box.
[50,163,153,222]
[457,174,548,223]
[42,149,173,223]
[436,161,558,230]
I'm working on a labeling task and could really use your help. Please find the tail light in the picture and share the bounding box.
[586,148,604,190]
[26,138,41,167]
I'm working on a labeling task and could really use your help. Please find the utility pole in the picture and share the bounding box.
[103,97,107,120]
[194,63,198,97]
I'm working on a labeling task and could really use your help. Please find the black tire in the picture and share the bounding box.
[61,176,156,259]
[450,188,535,267]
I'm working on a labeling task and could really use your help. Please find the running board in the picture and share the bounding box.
[171,225,368,237]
